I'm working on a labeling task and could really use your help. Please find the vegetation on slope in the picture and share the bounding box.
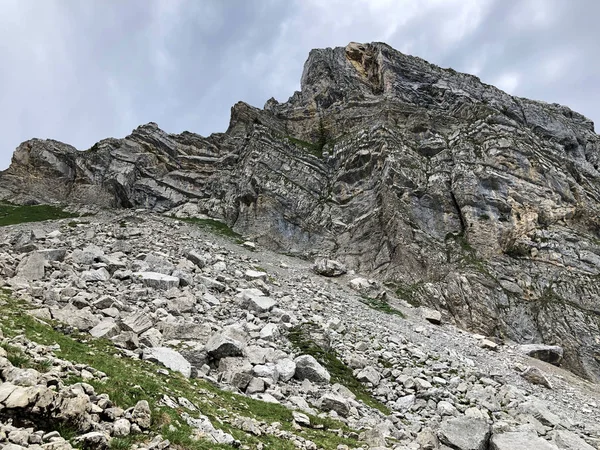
[288,323,391,415]
[0,202,83,227]
[0,291,359,449]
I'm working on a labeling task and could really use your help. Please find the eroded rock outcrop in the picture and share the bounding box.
[2,42,600,382]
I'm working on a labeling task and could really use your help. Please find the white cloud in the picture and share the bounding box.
[494,72,521,94]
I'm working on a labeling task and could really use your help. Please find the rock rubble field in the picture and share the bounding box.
[0,210,599,449]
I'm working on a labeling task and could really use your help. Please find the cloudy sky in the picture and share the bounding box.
[1,0,598,169]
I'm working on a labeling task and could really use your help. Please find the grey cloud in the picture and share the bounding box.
[1,0,598,170]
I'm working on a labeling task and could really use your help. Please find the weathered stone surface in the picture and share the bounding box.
[313,258,347,277]
[121,312,153,335]
[549,430,596,450]
[422,308,442,325]
[51,306,99,331]
[520,344,564,366]
[239,290,277,313]
[294,355,330,384]
[131,400,152,429]
[521,366,552,389]
[142,347,192,378]
[438,417,491,450]
[133,272,179,290]
[16,252,45,280]
[205,332,246,360]
[88,319,120,339]
[319,393,349,417]
[490,431,559,450]
[356,366,381,386]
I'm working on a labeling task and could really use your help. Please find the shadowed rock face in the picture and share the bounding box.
[2,41,600,382]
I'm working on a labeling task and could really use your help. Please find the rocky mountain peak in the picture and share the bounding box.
[1,41,600,389]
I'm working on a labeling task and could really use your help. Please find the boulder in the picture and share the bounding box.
[438,417,491,450]
[80,268,111,282]
[294,355,330,383]
[313,258,347,277]
[51,306,99,331]
[88,319,120,339]
[521,366,552,389]
[131,400,152,429]
[356,366,381,386]
[185,249,206,268]
[121,312,153,335]
[245,269,267,281]
[133,272,179,290]
[549,430,596,450]
[490,431,559,450]
[275,358,296,382]
[319,393,350,417]
[16,252,45,280]
[239,290,277,313]
[421,307,442,325]
[142,347,192,378]
[206,332,246,360]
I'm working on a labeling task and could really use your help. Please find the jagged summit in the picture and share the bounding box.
[1,42,600,384]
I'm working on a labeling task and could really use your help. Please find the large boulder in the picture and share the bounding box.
[238,289,277,314]
[490,431,559,450]
[133,272,179,290]
[15,252,45,280]
[142,347,192,378]
[438,417,491,450]
[294,355,330,383]
[313,258,347,277]
[206,332,246,360]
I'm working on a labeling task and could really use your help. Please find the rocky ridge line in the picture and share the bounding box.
[1,42,600,384]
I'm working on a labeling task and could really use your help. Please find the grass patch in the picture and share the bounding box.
[285,136,325,158]
[0,202,82,227]
[391,282,424,308]
[287,324,391,415]
[360,296,405,318]
[0,292,359,449]
[171,216,242,241]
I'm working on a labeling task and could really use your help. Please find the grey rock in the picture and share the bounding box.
[80,267,110,282]
[319,393,350,417]
[549,430,596,450]
[421,307,442,325]
[121,312,153,335]
[490,431,559,450]
[438,417,491,450]
[313,258,347,277]
[356,366,381,386]
[205,332,246,360]
[51,306,99,331]
[131,400,152,429]
[520,344,564,366]
[294,355,330,384]
[112,418,131,437]
[521,366,552,389]
[88,318,120,339]
[275,358,296,382]
[239,290,277,313]
[133,271,179,290]
[142,347,192,378]
[184,249,206,268]
[16,252,45,280]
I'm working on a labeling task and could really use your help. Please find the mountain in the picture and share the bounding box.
[2,41,600,384]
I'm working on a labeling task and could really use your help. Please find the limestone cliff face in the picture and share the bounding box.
[2,42,600,382]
